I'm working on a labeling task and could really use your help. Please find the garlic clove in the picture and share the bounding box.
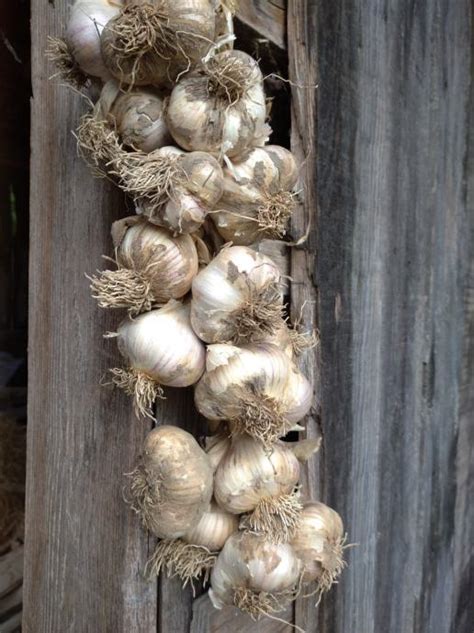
[209,531,302,617]
[183,500,238,551]
[145,499,238,588]
[128,425,213,539]
[204,432,231,472]
[284,368,314,424]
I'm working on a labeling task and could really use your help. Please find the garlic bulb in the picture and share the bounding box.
[99,81,171,152]
[190,245,283,344]
[291,502,346,592]
[89,216,198,315]
[166,50,269,157]
[215,435,302,542]
[146,500,238,587]
[110,301,206,418]
[100,0,216,87]
[195,343,313,446]
[75,99,224,231]
[116,147,224,234]
[209,531,302,618]
[128,425,213,538]
[211,146,298,244]
[67,0,122,80]
[184,499,238,550]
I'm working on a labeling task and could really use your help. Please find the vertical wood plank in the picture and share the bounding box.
[23,3,158,631]
[287,0,322,629]
[316,1,474,633]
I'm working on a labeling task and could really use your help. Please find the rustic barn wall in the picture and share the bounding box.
[23,0,473,632]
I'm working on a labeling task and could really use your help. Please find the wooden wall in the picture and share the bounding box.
[23,0,474,632]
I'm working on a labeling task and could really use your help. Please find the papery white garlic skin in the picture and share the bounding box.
[166,50,268,158]
[117,301,205,387]
[67,0,121,80]
[212,145,298,245]
[190,245,282,344]
[158,190,209,235]
[214,435,300,514]
[204,433,231,472]
[112,217,199,303]
[209,531,302,609]
[260,320,296,359]
[284,367,314,424]
[109,89,171,152]
[180,151,224,208]
[183,500,238,550]
[291,502,344,583]
[194,343,312,428]
[136,150,223,234]
[134,425,213,539]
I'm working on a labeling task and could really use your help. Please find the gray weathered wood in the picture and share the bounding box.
[236,0,286,50]
[190,593,293,632]
[315,1,474,632]
[23,3,157,631]
[286,0,323,628]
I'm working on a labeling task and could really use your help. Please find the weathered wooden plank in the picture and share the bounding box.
[0,548,23,600]
[23,3,158,631]
[236,0,286,50]
[315,1,474,633]
[190,593,293,632]
[286,0,322,629]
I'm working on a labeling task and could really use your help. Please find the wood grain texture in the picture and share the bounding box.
[190,593,293,632]
[236,0,286,49]
[286,0,322,628]
[23,3,157,632]
[315,1,474,632]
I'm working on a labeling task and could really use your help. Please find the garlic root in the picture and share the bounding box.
[75,111,122,173]
[232,585,300,621]
[229,281,284,345]
[109,366,164,419]
[255,190,296,238]
[46,36,89,89]
[240,490,303,544]
[89,266,154,314]
[146,539,216,588]
[229,391,292,448]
